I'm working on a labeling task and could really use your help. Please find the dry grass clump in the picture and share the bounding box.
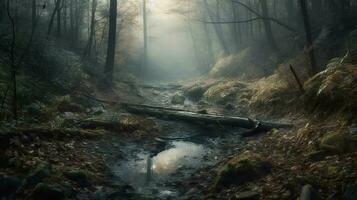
[203,80,247,105]
[209,47,275,80]
[303,63,357,120]
[247,73,302,117]
[183,79,222,101]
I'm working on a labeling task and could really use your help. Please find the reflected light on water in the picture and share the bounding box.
[152,141,205,175]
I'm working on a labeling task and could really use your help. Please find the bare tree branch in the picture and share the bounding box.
[205,0,297,32]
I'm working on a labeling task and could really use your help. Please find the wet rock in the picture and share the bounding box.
[32,183,65,200]
[0,176,21,198]
[214,153,271,189]
[171,93,185,105]
[24,162,50,187]
[300,184,320,200]
[64,169,91,187]
[343,184,357,200]
[235,191,260,200]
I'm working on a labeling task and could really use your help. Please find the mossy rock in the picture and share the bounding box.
[203,80,246,105]
[184,85,206,101]
[319,131,357,154]
[214,153,271,189]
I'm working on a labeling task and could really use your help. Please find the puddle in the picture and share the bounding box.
[113,141,206,188]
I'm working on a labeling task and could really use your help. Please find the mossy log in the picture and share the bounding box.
[124,104,293,130]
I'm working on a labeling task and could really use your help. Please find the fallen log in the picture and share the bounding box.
[124,104,293,130]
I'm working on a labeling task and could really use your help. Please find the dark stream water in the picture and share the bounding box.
[110,120,245,199]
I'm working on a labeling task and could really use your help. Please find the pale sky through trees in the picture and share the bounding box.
[135,0,199,80]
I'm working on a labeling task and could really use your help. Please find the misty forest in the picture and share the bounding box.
[0,0,357,199]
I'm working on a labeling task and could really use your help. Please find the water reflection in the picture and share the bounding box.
[114,141,206,188]
[152,141,205,175]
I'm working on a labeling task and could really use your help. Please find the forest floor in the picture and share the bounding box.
[1,62,357,200]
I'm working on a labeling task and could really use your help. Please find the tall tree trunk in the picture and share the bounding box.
[32,0,36,29]
[285,0,294,22]
[83,0,97,58]
[311,0,323,24]
[230,0,240,51]
[57,0,62,37]
[203,0,230,55]
[47,0,61,35]
[260,0,278,52]
[143,0,147,74]
[63,0,67,35]
[6,0,17,120]
[299,0,318,75]
[0,0,5,21]
[74,0,81,46]
[104,0,117,85]
[203,18,215,67]
[69,0,74,36]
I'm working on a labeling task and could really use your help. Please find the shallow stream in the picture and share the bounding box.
[110,120,245,199]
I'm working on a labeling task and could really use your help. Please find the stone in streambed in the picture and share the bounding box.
[214,153,271,189]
